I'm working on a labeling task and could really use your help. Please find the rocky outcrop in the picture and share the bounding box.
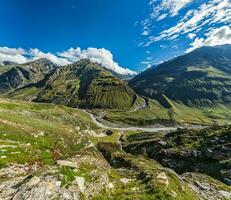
[123,125,231,185]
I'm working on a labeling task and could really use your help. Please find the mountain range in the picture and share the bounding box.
[3,59,136,109]
[130,45,231,107]
[1,44,231,124]
[0,58,57,93]
[1,45,231,199]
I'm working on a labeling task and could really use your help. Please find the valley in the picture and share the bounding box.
[0,98,231,200]
[0,44,231,199]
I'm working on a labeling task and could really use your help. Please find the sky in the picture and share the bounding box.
[0,0,230,75]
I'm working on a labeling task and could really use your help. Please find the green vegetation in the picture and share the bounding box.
[97,142,198,200]
[130,45,231,107]
[0,98,96,168]
[0,58,56,93]
[103,94,231,126]
[8,59,136,109]
[123,125,231,184]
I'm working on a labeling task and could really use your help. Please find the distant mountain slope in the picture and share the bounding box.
[130,45,231,106]
[10,59,136,109]
[0,58,57,93]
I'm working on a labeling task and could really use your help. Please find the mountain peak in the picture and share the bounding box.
[28,58,56,66]
[130,44,231,106]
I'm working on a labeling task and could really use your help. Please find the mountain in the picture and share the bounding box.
[10,59,136,109]
[0,58,57,93]
[130,45,231,107]
[1,98,230,199]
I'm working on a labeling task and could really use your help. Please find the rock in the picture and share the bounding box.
[156,172,169,187]
[107,183,114,189]
[158,140,167,146]
[219,190,231,199]
[27,176,40,187]
[194,181,211,190]
[120,178,131,184]
[205,148,213,158]
[57,160,77,168]
[75,126,80,131]
[192,150,200,158]
[0,164,29,179]
[74,176,85,192]
[0,155,7,159]
[224,178,231,185]
[212,152,227,161]
[102,130,113,136]
[171,191,177,198]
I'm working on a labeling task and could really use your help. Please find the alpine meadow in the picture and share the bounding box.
[0,1,231,200]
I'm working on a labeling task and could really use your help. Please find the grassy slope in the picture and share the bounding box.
[105,94,231,125]
[123,125,231,184]
[8,60,136,110]
[129,46,231,107]
[0,98,230,199]
[0,98,97,168]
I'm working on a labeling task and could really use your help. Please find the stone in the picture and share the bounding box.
[102,130,113,136]
[75,126,80,131]
[158,140,167,146]
[219,190,231,199]
[120,178,131,184]
[171,191,177,198]
[224,178,231,185]
[107,183,114,189]
[74,176,85,192]
[57,160,77,168]
[27,176,41,187]
[156,172,169,187]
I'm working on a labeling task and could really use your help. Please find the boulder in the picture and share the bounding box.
[102,130,113,136]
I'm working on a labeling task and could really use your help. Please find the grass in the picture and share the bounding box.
[9,60,136,110]
[124,125,231,183]
[97,142,198,200]
[0,98,97,168]
[104,97,214,126]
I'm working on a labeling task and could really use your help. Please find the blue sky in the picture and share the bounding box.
[0,0,230,74]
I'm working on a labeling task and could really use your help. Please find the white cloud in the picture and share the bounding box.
[29,48,71,66]
[59,47,137,75]
[142,30,150,36]
[0,47,25,55]
[0,47,28,64]
[152,0,193,17]
[145,0,231,46]
[186,26,231,52]
[0,46,137,76]
[141,0,192,35]
[188,33,196,39]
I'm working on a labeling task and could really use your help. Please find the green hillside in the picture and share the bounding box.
[0,58,57,93]
[123,125,231,185]
[8,60,136,109]
[0,98,230,199]
[130,45,231,107]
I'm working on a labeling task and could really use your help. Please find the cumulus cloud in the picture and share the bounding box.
[144,0,231,46]
[0,46,137,75]
[59,47,137,75]
[0,47,28,64]
[29,48,71,66]
[186,26,231,52]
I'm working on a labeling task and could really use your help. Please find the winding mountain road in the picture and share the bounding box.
[84,110,179,133]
